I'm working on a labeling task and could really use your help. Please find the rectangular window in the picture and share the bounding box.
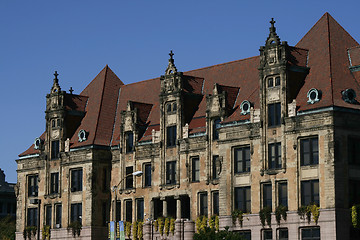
[234,186,251,213]
[51,140,59,159]
[301,180,319,206]
[349,137,360,165]
[166,161,176,185]
[301,137,319,166]
[268,77,274,87]
[212,191,219,215]
[28,175,38,197]
[125,132,134,153]
[55,204,62,228]
[301,227,320,240]
[199,192,208,216]
[234,146,251,173]
[116,201,121,221]
[263,183,272,210]
[125,166,133,189]
[263,229,273,240]
[27,208,38,227]
[71,169,83,192]
[236,230,251,240]
[268,143,281,169]
[45,205,52,227]
[278,228,288,240]
[50,172,59,194]
[192,157,200,182]
[125,200,132,222]
[213,118,221,140]
[166,126,177,147]
[349,180,360,206]
[136,199,144,221]
[278,182,288,207]
[144,163,152,187]
[268,103,281,127]
[212,155,220,180]
[275,76,280,86]
[70,203,82,224]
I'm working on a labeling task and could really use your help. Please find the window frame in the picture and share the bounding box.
[166,126,177,147]
[27,207,38,227]
[300,137,319,166]
[125,166,134,189]
[262,183,272,210]
[268,102,281,127]
[125,200,132,223]
[263,229,273,240]
[70,168,83,192]
[234,186,251,213]
[212,191,219,216]
[213,118,221,140]
[301,227,320,240]
[268,142,282,169]
[301,180,319,206]
[192,156,200,182]
[144,163,152,187]
[50,172,59,194]
[166,161,176,185]
[278,228,289,240]
[212,155,220,180]
[234,146,251,174]
[51,140,60,159]
[55,204,62,228]
[136,198,144,221]
[28,175,39,197]
[125,131,134,153]
[45,205,52,227]
[70,203,82,224]
[199,192,208,217]
[278,181,288,208]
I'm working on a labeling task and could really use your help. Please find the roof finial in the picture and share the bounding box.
[51,70,61,93]
[165,50,177,75]
[270,18,276,33]
[69,87,74,94]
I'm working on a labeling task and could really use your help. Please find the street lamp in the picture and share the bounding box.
[111,171,143,221]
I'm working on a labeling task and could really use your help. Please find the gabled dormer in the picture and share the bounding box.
[45,71,66,159]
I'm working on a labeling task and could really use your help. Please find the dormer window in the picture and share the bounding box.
[342,88,357,104]
[240,100,251,115]
[307,88,321,104]
[268,76,280,88]
[125,131,134,153]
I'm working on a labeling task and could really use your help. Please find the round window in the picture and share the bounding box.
[78,129,87,142]
[240,100,251,115]
[307,88,321,104]
[342,89,357,104]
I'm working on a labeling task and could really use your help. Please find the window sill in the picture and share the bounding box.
[45,193,60,199]
[161,184,179,190]
[300,164,318,169]
[234,171,251,176]
[264,168,285,175]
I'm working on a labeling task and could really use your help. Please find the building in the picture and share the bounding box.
[16,13,360,239]
[0,169,16,220]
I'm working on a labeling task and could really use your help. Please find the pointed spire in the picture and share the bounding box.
[51,70,61,93]
[266,18,281,46]
[165,50,177,75]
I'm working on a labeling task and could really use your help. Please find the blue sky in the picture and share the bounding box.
[1,0,359,183]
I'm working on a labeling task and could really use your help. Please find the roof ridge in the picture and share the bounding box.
[185,56,259,74]
[327,13,335,106]
[93,65,108,145]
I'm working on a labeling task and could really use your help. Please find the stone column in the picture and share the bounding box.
[176,197,182,219]
[161,197,167,217]
[174,219,182,240]
[150,199,154,219]
[143,221,152,240]
[184,220,195,240]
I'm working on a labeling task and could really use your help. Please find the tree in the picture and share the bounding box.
[0,216,16,240]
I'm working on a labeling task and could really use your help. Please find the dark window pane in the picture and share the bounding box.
[27,208,38,227]
[55,204,62,228]
[301,228,320,240]
[192,157,200,182]
[212,155,220,180]
[279,228,288,240]
[125,200,132,222]
[50,172,59,194]
[234,146,251,173]
[125,132,134,153]
[268,103,281,127]
[264,229,273,240]
[237,230,251,240]
[234,187,251,213]
[137,199,144,221]
[301,137,319,166]
[125,167,133,189]
[71,169,83,192]
[268,143,281,169]
[268,78,274,87]
[213,192,219,215]
[28,175,38,197]
[275,76,280,86]
[51,140,59,159]
[301,180,319,206]
[116,201,121,221]
[199,193,208,216]
[263,183,272,209]
[166,161,176,185]
[70,203,82,224]
[144,163,152,187]
[45,205,52,226]
[167,126,177,147]
[213,118,221,140]
[278,182,288,207]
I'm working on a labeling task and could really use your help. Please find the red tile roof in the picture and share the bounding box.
[20,13,360,156]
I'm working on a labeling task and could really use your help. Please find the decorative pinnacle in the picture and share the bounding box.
[69,87,74,94]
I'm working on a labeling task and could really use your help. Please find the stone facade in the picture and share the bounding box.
[16,13,360,240]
